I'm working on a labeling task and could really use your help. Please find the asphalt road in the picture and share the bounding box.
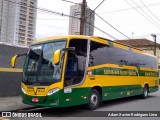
[9,87,160,120]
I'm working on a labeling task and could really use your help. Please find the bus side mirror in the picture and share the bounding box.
[54,50,61,65]
[11,55,17,68]
[11,53,27,68]
[53,47,75,65]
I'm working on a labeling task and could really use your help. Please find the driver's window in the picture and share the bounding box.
[65,39,87,86]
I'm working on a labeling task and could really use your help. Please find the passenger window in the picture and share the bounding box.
[89,41,107,66]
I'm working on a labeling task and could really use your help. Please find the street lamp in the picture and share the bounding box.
[151,34,157,56]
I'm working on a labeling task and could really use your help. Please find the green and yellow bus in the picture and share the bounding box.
[12,35,159,110]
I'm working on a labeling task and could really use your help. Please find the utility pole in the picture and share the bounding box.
[80,0,86,35]
[151,34,157,56]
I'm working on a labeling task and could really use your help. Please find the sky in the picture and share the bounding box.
[36,0,160,43]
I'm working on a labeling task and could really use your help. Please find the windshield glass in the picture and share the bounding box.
[23,40,66,85]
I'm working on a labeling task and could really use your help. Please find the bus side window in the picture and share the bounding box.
[89,41,107,66]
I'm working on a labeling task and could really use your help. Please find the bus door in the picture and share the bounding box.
[63,39,89,106]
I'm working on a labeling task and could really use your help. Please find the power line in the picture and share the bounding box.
[61,0,128,39]
[61,0,117,38]
[99,1,160,14]
[95,12,131,39]
[61,0,81,5]
[124,0,160,30]
[37,18,68,20]
[130,0,160,28]
[85,0,105,22]
[139,0,160,23]
[85,21,118,40]
[66,0,130,39]
[80,0,106,35]
[4,0,78,19]
[4,0,118,39]
[80,0,105,35]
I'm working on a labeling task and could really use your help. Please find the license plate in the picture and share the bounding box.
[32,98,39,102]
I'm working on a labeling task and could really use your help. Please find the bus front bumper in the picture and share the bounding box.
[21,90,64,107]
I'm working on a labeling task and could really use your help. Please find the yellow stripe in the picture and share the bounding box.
[88,64,158,72]
[88,64,113,70]
[91,37,109,45]
[73,75,158,88]
[33,35,89,44]
[88,64,137,70]
[132,48,144,53]
[0,68,23,72]
[140,67,158,72]
[113,42,129,50]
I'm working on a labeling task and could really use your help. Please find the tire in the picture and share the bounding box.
[86,89,100,110]
[141,85,149,99]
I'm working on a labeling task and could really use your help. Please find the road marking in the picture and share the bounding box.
[0,68,23,72]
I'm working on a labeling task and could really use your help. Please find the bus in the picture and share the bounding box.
[11,35,159,110]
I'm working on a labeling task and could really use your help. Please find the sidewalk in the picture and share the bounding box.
[0,96,32,112]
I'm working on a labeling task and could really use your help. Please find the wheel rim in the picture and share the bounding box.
[90,93,98,106]
[144,87,148,97]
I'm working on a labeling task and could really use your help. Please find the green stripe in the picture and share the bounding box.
[149,86,159,93]
[102,85,142,101]
[22,88,90,107]
[22,84,159,108]
[23,85,143,107]
[139,70,158,77]
[89,67,158,77]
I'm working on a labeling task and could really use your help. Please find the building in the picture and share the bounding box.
[69,4,95,36]
[0,0,37,46]
[117,38,160,67]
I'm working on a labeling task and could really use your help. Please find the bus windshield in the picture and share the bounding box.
[23,40,66,85]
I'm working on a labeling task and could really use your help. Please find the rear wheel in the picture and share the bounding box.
[86,89,100,110]
[141,85,149,99]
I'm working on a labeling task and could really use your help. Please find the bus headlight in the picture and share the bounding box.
[47,88,60,96]
[21,87,26,94]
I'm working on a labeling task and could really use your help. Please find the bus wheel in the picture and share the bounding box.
[86,89,100,110]
[141,85,149,99]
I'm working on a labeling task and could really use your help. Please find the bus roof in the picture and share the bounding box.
[91,36,143,51]
[92,36,156,58]
[33,35,89,44]
[33,35,156,58]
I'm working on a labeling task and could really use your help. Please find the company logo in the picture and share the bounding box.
[2,112,11,117]
[27,87,45,95]
[2,112,42,118]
